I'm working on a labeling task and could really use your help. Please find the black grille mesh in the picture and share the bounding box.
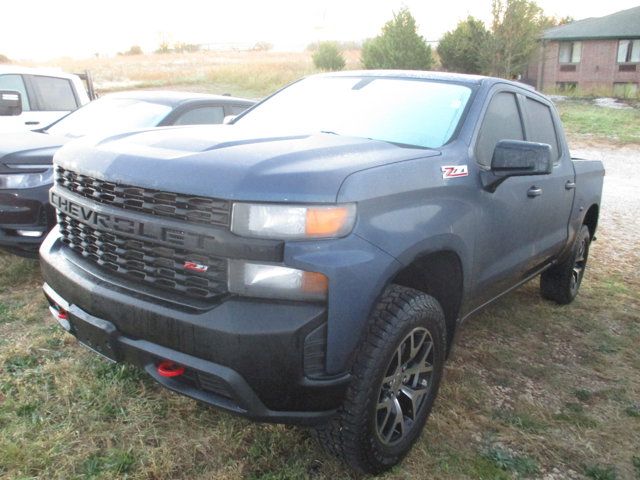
[55,167,231,228]
[58,213,227,301]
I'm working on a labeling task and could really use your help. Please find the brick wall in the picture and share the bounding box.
[532,39,640,93]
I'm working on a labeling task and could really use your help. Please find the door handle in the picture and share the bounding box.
[527,186,542,198]
[565,181,576,190]
[25,121,40,125]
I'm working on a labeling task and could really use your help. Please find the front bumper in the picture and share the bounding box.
[40,232,350,425]
[0,185,55,256]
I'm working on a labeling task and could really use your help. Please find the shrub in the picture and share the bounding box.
[312,42,346,71]
[437,16,491,74]
[361,8,433,70]
[0,54,10,64]
[253,41,273,52]
[155,42,171,54]
[127,45,143,55]
[173,43,200,53]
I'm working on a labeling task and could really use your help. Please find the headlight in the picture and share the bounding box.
[228,260,328,301]
[0,166,53,189]
[231,203,356,239]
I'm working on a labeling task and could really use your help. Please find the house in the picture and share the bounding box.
[527,6,640,96]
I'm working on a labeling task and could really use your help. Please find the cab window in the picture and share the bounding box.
[31,76,78,111]
[173,106,225,125]
[0,74,31,111]
[524,98,560,164]
[475,92,524,167]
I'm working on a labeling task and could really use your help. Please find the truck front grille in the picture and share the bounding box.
[55,167,231,228]
[58,213,227,301]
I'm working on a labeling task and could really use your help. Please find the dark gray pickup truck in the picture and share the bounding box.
[39,71,604,473]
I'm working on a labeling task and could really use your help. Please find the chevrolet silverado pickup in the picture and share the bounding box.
[39,71,604,474]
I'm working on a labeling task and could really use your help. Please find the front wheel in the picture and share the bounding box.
[540,224,591,304]
[315,285,446,474]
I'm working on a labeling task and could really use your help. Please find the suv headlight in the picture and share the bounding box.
[0,165,53,189]
[231,203,356,240]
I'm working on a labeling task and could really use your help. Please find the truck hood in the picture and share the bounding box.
[55,125,440,203]
[0,131,69,166]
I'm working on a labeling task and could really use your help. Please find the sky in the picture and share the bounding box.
[1,0,639,60]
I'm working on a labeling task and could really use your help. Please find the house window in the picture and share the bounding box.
[556,82,577,92]
[617,39,640,63]
[559,41,581,63]
[613,82,638,98]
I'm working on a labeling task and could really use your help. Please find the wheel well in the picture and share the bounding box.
[391,251,463,352]
[583,204,599,238]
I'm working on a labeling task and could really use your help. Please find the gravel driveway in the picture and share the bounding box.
[570,140,640,284]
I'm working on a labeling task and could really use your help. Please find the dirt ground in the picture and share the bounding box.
[570,140,640,282]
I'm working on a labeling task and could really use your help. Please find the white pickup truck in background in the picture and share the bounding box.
[0,67,94,133]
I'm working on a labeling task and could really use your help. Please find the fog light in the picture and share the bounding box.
[16,230,42,238]
[228,260,328,301]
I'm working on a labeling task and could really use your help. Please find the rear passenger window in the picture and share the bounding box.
[0,74,31,111]
[476,92,524,167]
[31,76,78,111]
[525,98,560,163]
[173,106,225,125]
[230,104,250,115]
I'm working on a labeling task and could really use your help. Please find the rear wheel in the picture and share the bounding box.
[540,224,591,304]
[315,285,446,474]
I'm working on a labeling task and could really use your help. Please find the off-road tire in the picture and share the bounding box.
[314,285,447,474]
[540,224,591,305]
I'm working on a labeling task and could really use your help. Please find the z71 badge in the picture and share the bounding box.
[441,165,469,179]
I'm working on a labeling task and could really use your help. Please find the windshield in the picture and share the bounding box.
[236,76,473,148]
[45,98,172,138]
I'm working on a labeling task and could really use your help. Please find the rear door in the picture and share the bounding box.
[24,75,80,129]
[520,95,574,264]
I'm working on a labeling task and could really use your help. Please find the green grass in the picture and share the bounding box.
[585,464,619,480]
[481,445,540,477]
[633,456,640,479]
[557,100,640,144]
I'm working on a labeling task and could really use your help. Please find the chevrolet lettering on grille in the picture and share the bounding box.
[50,189,216,250]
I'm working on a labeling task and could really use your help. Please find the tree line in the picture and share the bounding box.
[313,0,571,79]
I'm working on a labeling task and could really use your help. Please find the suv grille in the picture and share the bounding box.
[58,213,227,301]
[55,167,231,228]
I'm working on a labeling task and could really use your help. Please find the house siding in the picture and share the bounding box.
[532,39,640,94]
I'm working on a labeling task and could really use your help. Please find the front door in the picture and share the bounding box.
[470,89,549,307]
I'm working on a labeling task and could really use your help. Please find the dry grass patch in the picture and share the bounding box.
[1,225,638,480]
[28,50,363,99]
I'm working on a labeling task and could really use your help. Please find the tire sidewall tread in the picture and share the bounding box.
[315,284,447,474]
[540,224,591,305]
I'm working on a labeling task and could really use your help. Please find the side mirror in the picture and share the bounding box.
[0,90,22,116]
[482,140,552,192]
[223,115,237,125]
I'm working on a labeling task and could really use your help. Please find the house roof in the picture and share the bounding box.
[543,6,640,41]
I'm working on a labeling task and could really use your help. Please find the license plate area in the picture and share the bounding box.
[69,313,119,362]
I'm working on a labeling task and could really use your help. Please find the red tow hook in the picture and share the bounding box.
[157,360,185,378]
